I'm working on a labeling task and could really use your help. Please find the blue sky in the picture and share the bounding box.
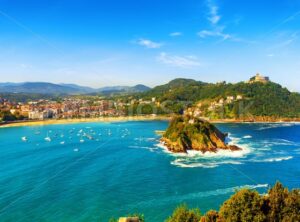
[0,0,300,91]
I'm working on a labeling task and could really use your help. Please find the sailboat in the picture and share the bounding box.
[45,132,51,142]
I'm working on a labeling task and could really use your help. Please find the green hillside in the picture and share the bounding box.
[139,78,300,119]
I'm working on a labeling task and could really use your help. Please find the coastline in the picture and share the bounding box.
[0,116,299,128]
[0,115,171,128]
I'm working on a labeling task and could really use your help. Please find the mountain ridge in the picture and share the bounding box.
[0,82,151,95]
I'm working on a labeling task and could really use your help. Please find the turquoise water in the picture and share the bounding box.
[0,121,300,221]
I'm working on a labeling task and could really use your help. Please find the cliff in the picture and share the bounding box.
[161,116,241,153]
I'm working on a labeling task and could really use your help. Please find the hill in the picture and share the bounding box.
[139,78,300,119]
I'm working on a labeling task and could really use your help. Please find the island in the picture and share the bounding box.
[161,115,241,153]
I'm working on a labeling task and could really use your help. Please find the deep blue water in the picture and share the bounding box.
[0,121,300,222]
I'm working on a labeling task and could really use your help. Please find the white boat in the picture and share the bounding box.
[60,141,65,145]
[80,139,84,143]
[45,137,51,142]
[73,148,79,152]
[21,136,27,142]
[45,132,51,142]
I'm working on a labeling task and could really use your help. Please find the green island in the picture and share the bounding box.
[161,115,241,153]
[112,182,300,222]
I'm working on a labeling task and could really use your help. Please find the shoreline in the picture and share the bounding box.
[0,116,299,128]
[0,116,171,128]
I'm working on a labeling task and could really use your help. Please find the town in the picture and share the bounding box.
[0,96,162,122]
[0,73,272,122]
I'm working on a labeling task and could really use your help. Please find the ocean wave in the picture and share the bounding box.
[171,158,243,168]
[250,156,293,163]
[259,139,299,147]
[171,159,218,168]
[243,135,252,139]
[129,145,158,152]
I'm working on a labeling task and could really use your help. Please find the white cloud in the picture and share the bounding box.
[208,5,221,25]
[157,52,201,68]
[170,32,182,37]
[137,38,163,49]
[197,28,231,40]
[197,0,235,42]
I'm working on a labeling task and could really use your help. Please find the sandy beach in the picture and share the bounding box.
[0,115,171,128]
[1,116,299,128]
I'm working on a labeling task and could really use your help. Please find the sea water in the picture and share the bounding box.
[0,121,299,221]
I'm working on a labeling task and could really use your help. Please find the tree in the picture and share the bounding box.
[282,189,300,222]
[266,182,289,221]
[166,204,201,222]
[200,210,220,222]
[219,189,266,222]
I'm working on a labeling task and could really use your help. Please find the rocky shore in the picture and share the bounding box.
[161,115,242,153]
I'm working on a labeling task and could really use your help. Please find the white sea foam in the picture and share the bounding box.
[259,139,299,147]
[243,135,252,139]
[129,145,158,152]
[171,158,243,168]
[257,123,294,131]
[250,156,293,163]
[171,159,218,168]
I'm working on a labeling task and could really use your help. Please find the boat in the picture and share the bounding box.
[60,141,65,145]
[21,136,27,142]
[45,132,51,142]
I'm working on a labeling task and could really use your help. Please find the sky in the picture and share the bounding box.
[0,0,300,91]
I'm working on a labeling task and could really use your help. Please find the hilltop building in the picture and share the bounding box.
[248,73,270,83]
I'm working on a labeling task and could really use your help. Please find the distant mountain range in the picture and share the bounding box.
[0,82,151,95]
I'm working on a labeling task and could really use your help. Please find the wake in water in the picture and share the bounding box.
[257,123,297,131]
[125,184,269,209]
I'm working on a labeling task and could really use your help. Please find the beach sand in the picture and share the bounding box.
[1,116,299,128]
[0,115,171,128]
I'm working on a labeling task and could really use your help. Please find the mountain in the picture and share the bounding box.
[0,82,80,95]
[59,83,96,94]
[98,84,151,94]
[0,82,151,95]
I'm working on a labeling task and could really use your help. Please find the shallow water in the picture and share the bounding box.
[0,121,299,221]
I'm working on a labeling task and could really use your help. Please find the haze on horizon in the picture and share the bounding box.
[0,0,300,91]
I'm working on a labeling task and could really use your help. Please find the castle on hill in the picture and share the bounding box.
[247,73,270,83]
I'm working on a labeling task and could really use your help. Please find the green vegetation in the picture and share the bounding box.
[0,110,25,122]
[0,93,59,103]
[113,182,300,222]
[166,204,201,222]
[168,182,300,222]
[162,116,240,153]
[139,79,300,119]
